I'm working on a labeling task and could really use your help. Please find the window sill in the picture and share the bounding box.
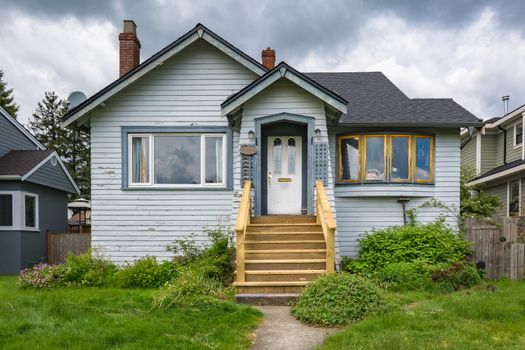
[335,182,435,186]
[513,144,522,149]
[122,186,233,191]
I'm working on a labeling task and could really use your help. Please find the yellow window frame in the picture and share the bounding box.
[389,135,412,182]
[413,135,434,183]
[363,135,387,182]
[338,135,361,183]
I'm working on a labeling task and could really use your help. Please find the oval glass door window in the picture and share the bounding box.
[288,138,296,174]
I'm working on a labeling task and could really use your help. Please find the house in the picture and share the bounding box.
[462,101,525,217]
[0,107,79,274]
[63,21,481,294]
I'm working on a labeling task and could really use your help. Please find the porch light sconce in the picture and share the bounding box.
[248,130,255,141]
[315,128,321,137]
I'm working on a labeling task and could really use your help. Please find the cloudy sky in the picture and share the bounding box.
[1,0,524,124]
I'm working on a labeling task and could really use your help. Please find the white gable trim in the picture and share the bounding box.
[22,152,80,194]
[485,104,525,129]
[64,29,266,127]
[0,107,45,150]
[221,67,348,116]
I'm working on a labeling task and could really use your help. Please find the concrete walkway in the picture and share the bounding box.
[250,306,338,350]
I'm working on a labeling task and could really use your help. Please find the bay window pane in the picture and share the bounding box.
[365,136,385,181]
[509,180,520,216]
[340,137,360,181]
[0,194,12,226]
[391,136,410,181]
[131,136,149,183]
[205,136,224,184]
[415,137,432,181]
[25,195,36,228]
[154,136,201,184]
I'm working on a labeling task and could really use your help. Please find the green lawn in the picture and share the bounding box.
[0,276,261,350]
[319,280,525,350]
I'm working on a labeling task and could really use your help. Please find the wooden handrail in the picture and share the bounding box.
[315,180,336,273]
[235,180,252,283]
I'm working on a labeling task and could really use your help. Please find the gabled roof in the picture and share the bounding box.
[0,150,80,194]
[221,62,349,116]
[484,103,525,129]
[305,72,483,127]
[63,23,268,126]
[0,106,45,149]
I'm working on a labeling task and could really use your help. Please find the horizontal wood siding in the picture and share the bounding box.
[480,134,497,175]
[485,182,507,217]
[505,124,521,163]
[0,114,37,157]
[25,158,76,193]
[90,39,257,264]
[461,133,476,171]
[331,129,461,257]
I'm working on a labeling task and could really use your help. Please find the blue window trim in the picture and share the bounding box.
[121,126,233,190]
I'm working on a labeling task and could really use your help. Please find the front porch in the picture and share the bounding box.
[234,180,335,302]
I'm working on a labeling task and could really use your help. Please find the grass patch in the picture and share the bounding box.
[319,280,525,350]
[0,276,261,350]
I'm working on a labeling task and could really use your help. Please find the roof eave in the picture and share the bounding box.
[468,163,525,186]
[336,121,484,128]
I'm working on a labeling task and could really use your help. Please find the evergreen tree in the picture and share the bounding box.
[28,91,91,199]
[0,70,19,118]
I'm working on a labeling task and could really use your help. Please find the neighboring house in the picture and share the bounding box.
[462,103,525,217]
[0,107,79,274]
[63,22,481,293]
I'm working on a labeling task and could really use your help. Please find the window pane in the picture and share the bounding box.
[288,138,296,174]
[391,137,410,181]
[0,194,13,226]
[205,137,224,184]
[365,136,385,181]
[516,124,523,145]
[131,136,149,183]
[509,180,520,216]
[415,137,432,181]
[154,136,201,184]
[273,138,282,175]
[25,195,36,228]
[340,137,359,181]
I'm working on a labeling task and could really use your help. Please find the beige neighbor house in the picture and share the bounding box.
[63,21,481,296]
[462,99,525,217]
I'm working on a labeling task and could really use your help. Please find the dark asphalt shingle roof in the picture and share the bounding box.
[305,72,483,126]
[0,150,53,176]
[477,158,525,180]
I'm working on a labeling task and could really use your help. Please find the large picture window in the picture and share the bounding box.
[128,133,226,188]
[0,194,13,227]
[338,133,434,184]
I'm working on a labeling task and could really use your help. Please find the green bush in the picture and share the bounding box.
[18,263,63,288]
[292,273,393,326]
[59,251,117,287]
[345,219,472,276]
[115,256,177,289]
[378,261,434,291]
[431,261,482,293]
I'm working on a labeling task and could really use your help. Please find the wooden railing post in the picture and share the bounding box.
[235,181,251,284]
[315,180,336,273]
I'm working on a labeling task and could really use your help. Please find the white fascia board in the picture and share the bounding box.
[468,163,525,186]
[0,107,45,150]
[22,152,80,194]
[63,32,201,126]
[485,104,525,129]
[0,175,22,180]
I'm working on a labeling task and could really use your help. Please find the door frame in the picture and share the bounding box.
[254,113,315,216]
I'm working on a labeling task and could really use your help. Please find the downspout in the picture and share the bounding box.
[498,125,507,164]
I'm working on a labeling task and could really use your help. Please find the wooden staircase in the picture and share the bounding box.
[234,181,336,303]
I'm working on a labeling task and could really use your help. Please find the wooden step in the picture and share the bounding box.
[245,249,326,260]
[237,270,325,282]
[245,259,326,270]
[234,281,309,294]
[245,232,325,241]
[245,240,326,250]
[247,223,322,233]
[251,215,317,224]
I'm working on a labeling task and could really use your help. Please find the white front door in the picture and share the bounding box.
[267,136,302,214]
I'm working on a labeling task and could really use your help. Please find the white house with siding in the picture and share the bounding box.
[64,21,482,296]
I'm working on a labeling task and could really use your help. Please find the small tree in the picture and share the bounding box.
[0,69,19,118]
[460,166,501,219]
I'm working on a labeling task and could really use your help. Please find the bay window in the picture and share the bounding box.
[128,133,226,187]
[0,194,13,227]
[338,133,434,184]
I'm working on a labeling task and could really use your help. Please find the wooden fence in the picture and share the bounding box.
[47,231,91,264]
[463,217,525,280]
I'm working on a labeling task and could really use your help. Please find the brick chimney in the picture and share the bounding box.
[119,20,141,77]
[261,47,275,70]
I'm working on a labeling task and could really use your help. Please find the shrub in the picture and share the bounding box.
[115,256,177,289]
[431,261,482,293]
[345,219,472,276]
[153,265,233,308]
[292,273,393,326]
[18,263,63,288]
[378,261,435,291]
[59,251,117,287]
